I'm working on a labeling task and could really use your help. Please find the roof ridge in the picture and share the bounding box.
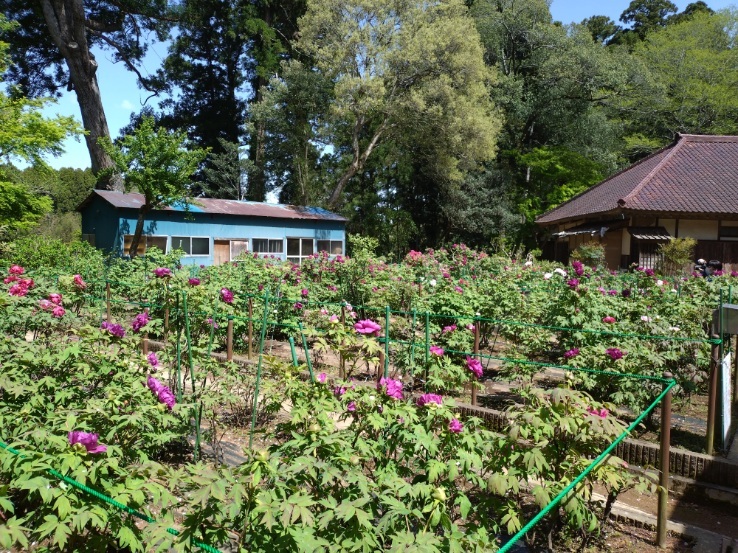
[618,136,684,206]
[535,141,675,222]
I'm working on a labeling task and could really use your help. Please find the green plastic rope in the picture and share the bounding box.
[0,440,221,553]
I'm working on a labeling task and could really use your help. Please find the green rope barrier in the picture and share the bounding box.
[496,379,676,553]
[0,440,221,553]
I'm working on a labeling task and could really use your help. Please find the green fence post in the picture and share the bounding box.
[249,291,271,449]
[384,305,390,378]
[289,336,299,367]
[297,321,315,383]
[182,292,201,461]
[424,312,430,392]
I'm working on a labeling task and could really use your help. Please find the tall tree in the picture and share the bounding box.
[1,1,176,189]
[294,0,501,209]
[100,116,207,257]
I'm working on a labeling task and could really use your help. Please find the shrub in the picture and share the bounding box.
[657,237,696,276]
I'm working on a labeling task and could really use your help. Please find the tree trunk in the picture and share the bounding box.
[39,0,122,191]
[128,205,149,258]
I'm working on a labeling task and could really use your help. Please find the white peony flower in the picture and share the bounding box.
[429,279,437,287]
[544,272,553,280]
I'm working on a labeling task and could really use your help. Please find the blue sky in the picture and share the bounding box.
[40,0,737,170]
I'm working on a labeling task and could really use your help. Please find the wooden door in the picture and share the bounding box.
[214,240,230,265]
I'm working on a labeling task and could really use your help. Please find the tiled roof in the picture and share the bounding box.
[79,191,347,222]
[537,134,738,225]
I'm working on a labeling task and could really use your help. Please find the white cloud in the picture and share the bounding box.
[121,100,134,111]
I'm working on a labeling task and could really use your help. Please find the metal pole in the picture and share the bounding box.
[249,291,270,449]
[657,372,673,548]
[340,305,346,379]
[384,305,390,378]
[472,318,480,406]
[424,312,430,393]
[706,334,720,454]
[248,297,254,359]
[226,317,234,362]
[288,337,299,367]
[106,281,111,321]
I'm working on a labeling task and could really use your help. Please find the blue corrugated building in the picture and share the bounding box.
[78,191,347,265]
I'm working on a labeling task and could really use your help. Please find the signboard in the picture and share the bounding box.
[721,352,732,447]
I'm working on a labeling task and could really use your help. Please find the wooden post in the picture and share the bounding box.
[105,282,111,321]
[340,305,346,379]
[706,335,720,454]
[657,372,673,548]
[472,319,480,406]
[733,335,738,404]
[248,297,254,359]
[227,317,234,362]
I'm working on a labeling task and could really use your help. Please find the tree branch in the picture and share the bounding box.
[88,29,163,95]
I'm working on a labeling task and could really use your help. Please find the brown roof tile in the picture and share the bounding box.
[536,134,738,225]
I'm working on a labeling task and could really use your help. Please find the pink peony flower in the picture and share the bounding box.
[220,288,234,303]
[602,316,616,324]
[301,288,309,297]
[442,324,457,333]
[347,401,356,412]
[38,299,53,311]
[564,348,580,359]
[417,393,443,407]
[355,319,381,336]
[429,345,444,357]
[448,418,463,433]
[101,321,125,338]
[51,306,65,318]
[131,312,150,332]
[378,377,404,400]
[8,284,28,296]
[317,372,327,383]
[147,376,176,410]
[188,277,200,286]
[73,274,87,289]
[8,265,24,275]
[606,348,624,360]
[49,293,62,305]
[587,407,609,418]
[147,352,159,368]
[68,431,107,454]
[154,267,172,278]
[466,356,483,379]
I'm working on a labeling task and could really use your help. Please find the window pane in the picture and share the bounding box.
[269,239,283,253]
[171,237,191,254]
[301,239,313,255]
[147,236,167,253]
[123,235,147,256]
[287,238,300,255]
[331,241,343,255]
[317,240,329,252]
[231,240,249,258]
[253,239,267,253]
[192,237,209,255]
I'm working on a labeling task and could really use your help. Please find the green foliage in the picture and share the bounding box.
[0,180,52,236]
[657,237,697,276]
[0,236,103,274]
[570,243,607,268]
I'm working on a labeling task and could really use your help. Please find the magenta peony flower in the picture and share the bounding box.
[448,418,463,433]
[101,321,125,338]
[68,431,107,454]
[146,375,176,410]
[606,348,624,360]
[154,267,172,278]
[602,316,616,324]
[206,317,218,329]
[147,352,159,368]
[333,385,346,397]
[608,289,618,296]
[293,302,303,310]
[571,260,584,276]
[347,401,356,412]
[317,372,327,383]
[587,407,609,418]
[417,393,443,407]
[73,274,87,289]
[301,288,309,297]
[466,356,483,379]
[51,306,65,318]
[429,345,444,357]
[564,348,580,359]
[49,293,62,305]
[644,268,655,277]
[378,377,404,400]
[131,312,150,332]
[8,284,28,296]
[8,265,24,275]
[354,319,381,336]
[38,299,53,311]
[567,278,579,289]
[188,277,200,286]
[442,324,457,333]
[220,288,234,303]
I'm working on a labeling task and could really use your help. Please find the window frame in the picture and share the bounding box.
[170,236,212,257]
[286,237,315,265]
[122,234,168,256]
[316,239,344,256]
[252,238,284,258]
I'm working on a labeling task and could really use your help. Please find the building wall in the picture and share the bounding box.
[82,205,345,265]
[677,219,719,240]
